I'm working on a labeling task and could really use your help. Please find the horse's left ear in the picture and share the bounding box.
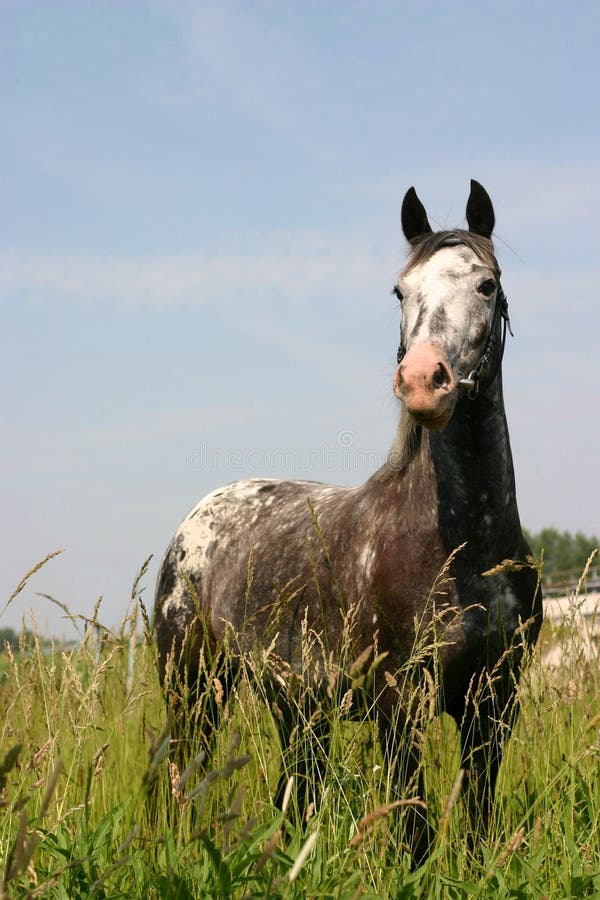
[466,179,495,238]
[401,187,433,244]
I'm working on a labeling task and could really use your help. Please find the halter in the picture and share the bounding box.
[395,237,513,396]
[455,284,512,394]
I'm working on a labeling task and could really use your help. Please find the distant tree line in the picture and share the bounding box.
[0,627,37,652]
[523,527,599,575]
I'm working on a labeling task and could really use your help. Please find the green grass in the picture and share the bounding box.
[1,554,600,898]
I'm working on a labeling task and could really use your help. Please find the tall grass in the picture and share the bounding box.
[1,552,599,898]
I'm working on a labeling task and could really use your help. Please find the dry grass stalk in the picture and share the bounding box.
[1,550,64,620]
[349,645,373,677]
[175,750,206,793]
[349,798,428,848]
[488,825,526,875]
[575,549,598,597]
[288,830,318,881]
[384,670,398,689]
[439,768,465,831]
[254,828,282,875]
[31,738,55,770]
[280,776,294,815]
[339,689,353,716]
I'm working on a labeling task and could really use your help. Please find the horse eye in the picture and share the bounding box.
[393,286,404,302]
[478,279,496,297]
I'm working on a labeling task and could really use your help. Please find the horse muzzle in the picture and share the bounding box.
[393,343,457,430]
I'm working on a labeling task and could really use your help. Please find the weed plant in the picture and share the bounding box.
[1,551,599,898]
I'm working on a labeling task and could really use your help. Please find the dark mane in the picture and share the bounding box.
[403,229,499,276]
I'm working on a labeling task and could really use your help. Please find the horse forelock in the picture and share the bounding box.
[403,230,499,277]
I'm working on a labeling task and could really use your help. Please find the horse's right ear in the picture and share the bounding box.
[401,187,433,244]
[466,179,495,238]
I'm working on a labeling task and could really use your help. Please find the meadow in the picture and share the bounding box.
[1,552,599,899]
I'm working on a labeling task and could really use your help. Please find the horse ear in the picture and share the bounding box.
[401,187,433,244]
[466,179,495,238]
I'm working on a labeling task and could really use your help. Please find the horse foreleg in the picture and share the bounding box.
[456,677,519,835]
[377,703,431,865]
[272,694,331,829]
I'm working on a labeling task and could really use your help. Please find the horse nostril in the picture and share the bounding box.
[433,362,450,388]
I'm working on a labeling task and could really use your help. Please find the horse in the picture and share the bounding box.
[154,180,542,857]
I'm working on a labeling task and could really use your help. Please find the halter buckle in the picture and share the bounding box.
[458,371,478,394]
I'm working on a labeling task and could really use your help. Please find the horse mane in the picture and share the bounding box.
[379,408,422,479]
[403,229,500,276]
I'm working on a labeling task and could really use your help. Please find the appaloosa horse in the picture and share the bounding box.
[154,180,542,854]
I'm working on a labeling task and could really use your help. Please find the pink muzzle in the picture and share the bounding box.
[393,343,457,430]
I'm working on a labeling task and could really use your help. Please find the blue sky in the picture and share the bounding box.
[1,0,599,637]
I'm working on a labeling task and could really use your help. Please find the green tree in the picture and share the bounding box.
[523,527,599,575]
[0,627,20,651]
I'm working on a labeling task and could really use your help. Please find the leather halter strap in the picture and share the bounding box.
[456,285,512,394]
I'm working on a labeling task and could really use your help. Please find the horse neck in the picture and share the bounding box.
[425,372,523,561]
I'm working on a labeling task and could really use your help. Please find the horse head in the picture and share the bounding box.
[393,180,507,429]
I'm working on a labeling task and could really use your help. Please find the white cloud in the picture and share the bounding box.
[0,228,398,308]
